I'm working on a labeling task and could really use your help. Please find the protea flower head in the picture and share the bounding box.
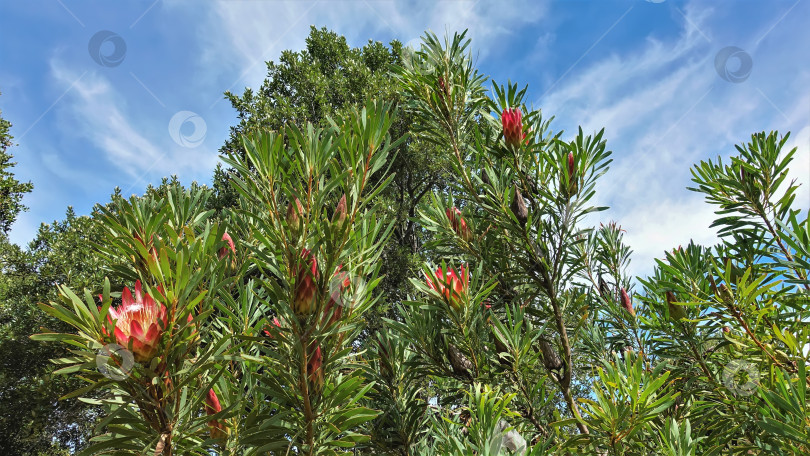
[218,232,236,260]
[620,288,635,317]
[332,194,347,232]
[293,248,319,316]
[205,388,227,440]
[446,206,472,242]
[502,108,525,148]
[106,280,166,363]
[426,265,468,310]
[567,152,575,178]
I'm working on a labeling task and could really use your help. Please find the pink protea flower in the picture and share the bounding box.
[218,232,236,260]
[106,281,166,363]
[446,207,472,242]
[426,265,469,310]
[205,388,227,440]
[293,248,319,315]
[501,108,525,148]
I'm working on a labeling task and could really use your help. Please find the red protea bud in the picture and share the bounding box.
[438,76,448,98]
[293,248,319,316]
[620,288,635,317]
[426,265,468,310]
[287,197,305,238]
[511,185,528,227]
[205,388,227,440]
[218,232,235,260]
[567,152,575,178]
[446,206,472,242]
[307,343,324,392]
[332,194,347,232]
[501,108,525,148]
[666,291,686,321]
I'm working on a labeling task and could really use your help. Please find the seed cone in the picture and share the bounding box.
[511,185,528,227]
[599,277,611,300]
[448,343,473,378]
[718,283,734,304]
[666,291,687,321]
[538,338,563,371]
[287,198,305,238]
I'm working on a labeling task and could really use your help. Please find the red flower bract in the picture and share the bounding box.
[501,108,525,148]
[107,280,166,363]
[218,232,236,260]
[205,388,227,440]
[427,265,468,310]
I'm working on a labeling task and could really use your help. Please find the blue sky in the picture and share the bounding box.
[1,0,808,277]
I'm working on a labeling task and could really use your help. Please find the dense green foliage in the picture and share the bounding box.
[0,29,807,456]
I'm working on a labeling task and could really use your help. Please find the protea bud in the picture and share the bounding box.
[566,152,578,196]
[426,265,468,310]
[332,194,347,232]
[718,283,734,304]
[620,288,635,317]
[722,326,731,334]
[293,248,319,316]
[511,185,528,227]
[448,343,473,378]
[307,343,324,392]
[538,338,563,371]
[666,291,687,321]
[107,281,166,363]
[287,197,305,238]
[446,206,472,242]
[501,108,525,148]
[205,388,227,440]
[218,232,236,260]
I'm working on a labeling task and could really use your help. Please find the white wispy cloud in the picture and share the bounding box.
[535,1,810,278]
